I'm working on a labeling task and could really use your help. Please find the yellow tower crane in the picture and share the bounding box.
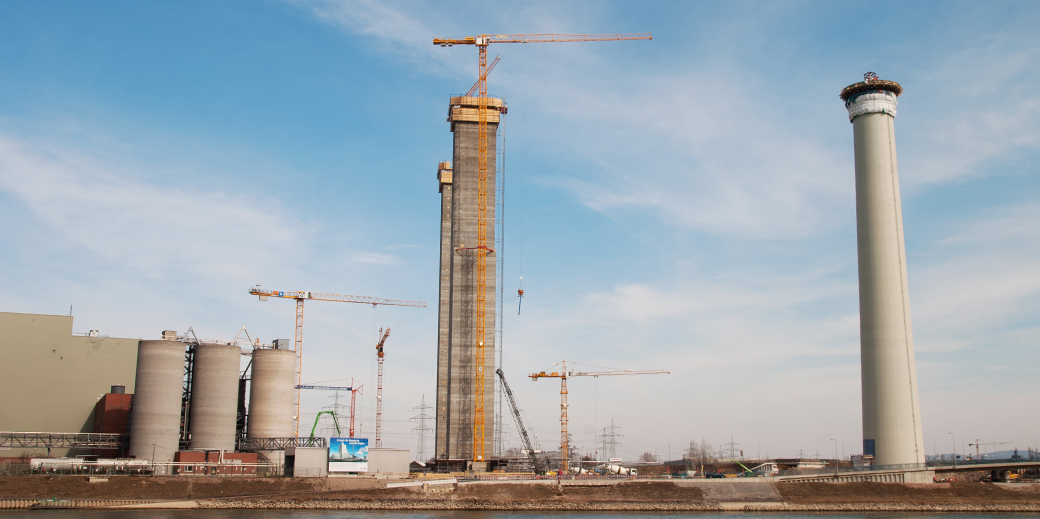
[374,327,390,448]
[530,361,667,474]
[249,287,424,436]
[433,32,652,463]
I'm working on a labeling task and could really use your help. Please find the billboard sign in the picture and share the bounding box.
[329,437,368,472]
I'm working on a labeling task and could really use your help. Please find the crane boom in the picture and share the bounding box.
[297,384,353,391]
[434,33,652,46]
[249,286,423,437]
[496,369,541,473]
[466,55,499,97]
[310,410,341,440]
[250,288,426,308]
[433,30,651,464]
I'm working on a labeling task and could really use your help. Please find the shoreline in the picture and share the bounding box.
[5,498,1040,512]
[2,477,1039,512]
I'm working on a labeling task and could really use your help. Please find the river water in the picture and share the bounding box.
[2,512,1040,519]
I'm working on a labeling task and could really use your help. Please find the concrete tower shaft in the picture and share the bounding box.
[435,96,501,461]
[842,77,925,466]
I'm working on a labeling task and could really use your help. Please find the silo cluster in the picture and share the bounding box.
[127,333,296,466]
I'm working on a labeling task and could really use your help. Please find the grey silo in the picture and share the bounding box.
[247,347,295,439]
[841,76,925,466]
[128,339,184,467]
[188,343,241,451]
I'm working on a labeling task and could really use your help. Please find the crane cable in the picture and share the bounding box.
[517,43,527,316]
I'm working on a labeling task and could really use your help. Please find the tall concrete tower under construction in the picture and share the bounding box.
[434,95,503,462]
[841,74,925,467]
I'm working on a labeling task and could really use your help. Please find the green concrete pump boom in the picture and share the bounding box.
[310,410,341,440]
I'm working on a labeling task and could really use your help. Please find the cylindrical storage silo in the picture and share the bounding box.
[247,348,295,439]
[189,343,241,451]
[129,340,185,466]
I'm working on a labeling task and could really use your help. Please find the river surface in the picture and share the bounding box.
[2,513,1040,519]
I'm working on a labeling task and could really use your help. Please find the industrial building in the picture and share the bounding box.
[0,312,139,458]
[841,75,926,467]
[0,311,409,477]
[435,95,504,464]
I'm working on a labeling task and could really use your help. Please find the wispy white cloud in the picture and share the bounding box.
[286,0,472,77]
[911,201,1040,348]
[538,72,850,239]
[0,133,308,283]
[899,17,1040,187]
[352,252,400,265]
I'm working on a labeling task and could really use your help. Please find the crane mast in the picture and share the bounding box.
[433,31,652,464]
[374,327,390,448]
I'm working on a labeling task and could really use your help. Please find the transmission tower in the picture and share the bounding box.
[320,391,350,437]
[596,418,622,459]
[723,436,740,460]
[410,395,434,462]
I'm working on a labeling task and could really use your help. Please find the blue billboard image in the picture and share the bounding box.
[328,437,368,472]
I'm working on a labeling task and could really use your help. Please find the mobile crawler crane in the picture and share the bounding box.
[496,368,543,473]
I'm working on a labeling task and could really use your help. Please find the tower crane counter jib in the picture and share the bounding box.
[433,30,652,465]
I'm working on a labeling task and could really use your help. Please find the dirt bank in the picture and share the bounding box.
[4,476,1040,512]
[0,476,321,499]
[776,481,1040,504]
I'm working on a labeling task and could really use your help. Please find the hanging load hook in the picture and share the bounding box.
[517,276,524,315]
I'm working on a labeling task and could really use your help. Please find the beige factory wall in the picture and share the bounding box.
[0,312,140,457]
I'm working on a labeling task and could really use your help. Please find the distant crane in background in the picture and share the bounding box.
[969,440,1011,460]
[249,287,424,436]
[296,383,363,437]
[497,368,542,473]
[530,361,667,474]
[374,327,390,448]
[432,32,653,463]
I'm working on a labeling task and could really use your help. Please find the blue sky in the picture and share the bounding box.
[1,0,1038,461]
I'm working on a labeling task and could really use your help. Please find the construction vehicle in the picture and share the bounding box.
[530,361,667,473]
[248,286,424,436]
[374,327,390,448]
[309,410,341,440]
[495,368,542,473]
[432,32,652,463]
